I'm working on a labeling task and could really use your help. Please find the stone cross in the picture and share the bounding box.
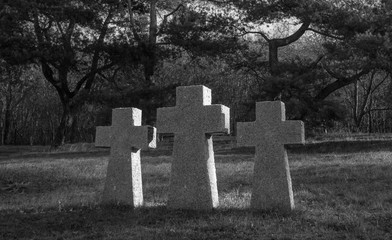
[156,85,230,210]
[237,101,304,212]
[95,108,156,207]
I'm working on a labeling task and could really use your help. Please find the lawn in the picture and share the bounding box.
[0,150,391,239]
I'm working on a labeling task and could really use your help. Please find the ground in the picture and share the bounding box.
[0,146,391,239]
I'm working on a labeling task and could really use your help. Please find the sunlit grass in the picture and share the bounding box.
[0,151,391,239]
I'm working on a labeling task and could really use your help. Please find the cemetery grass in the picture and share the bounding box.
[0,151,391,239]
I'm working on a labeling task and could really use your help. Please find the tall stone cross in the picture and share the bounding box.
[237,101,304,212]
[157,85,230,210]
[95,108,156,207]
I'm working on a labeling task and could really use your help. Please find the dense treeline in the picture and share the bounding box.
[1,0,392,146]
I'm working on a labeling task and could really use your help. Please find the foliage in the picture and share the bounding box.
[2,0,392,144]
[0,0,133,145]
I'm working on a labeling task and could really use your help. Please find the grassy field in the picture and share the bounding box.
[0,150,391,239]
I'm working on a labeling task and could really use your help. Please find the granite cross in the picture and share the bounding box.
[156,85,230,210]
[95,108,156,206]
[237,101,304,211]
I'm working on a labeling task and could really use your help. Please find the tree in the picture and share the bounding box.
[0,61,34,144]
[1,0,245,145]
[0,0,167,146]
[204,0,389,99]
[342,70,390,131]
[188,0,392,131]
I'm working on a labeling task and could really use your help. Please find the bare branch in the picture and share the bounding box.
[323,65,344,80]
[161,4,184,27]
[55,21,65,38]
[371,72,390,94]
[73,62,116,95]
[358,70,375,120]
[273,20,311,47]
[65,19,76,43]
[149,0,158,45]
[316,67,372,101]
[239,31,270,42]
[307,28,344,40]
[84,8,114,90]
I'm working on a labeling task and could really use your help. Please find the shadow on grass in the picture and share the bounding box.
[292,163,392,188]
[0,151,109,162]
[0,166,103,195]
[0,204,303,239]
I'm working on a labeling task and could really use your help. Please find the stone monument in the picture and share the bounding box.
[156,85,230,210]
[237,101,304,211]
[96,108,156,206]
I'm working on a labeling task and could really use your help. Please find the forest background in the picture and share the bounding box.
[1,0,392,147]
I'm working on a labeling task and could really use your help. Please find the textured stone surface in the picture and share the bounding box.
[156,85,230,210]
[95,108,156,206]
[237,101,304,212]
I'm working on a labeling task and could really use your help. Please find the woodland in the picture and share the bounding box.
[1,0,392,146]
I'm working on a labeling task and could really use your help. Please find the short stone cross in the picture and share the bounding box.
[95,108,156,206]
[157,85,230,210]
[237,101,304,211]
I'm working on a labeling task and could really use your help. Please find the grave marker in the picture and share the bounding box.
[96,108,156,206]
[157,85,230,210]
[237,101,304,211]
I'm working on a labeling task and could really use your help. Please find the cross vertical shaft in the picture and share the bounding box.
[237,101,304,211]
[95,108,156,206]
[157,85,230,210]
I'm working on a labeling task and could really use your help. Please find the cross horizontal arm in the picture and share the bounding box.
[236,122,257,147]
[256,101,285,123]
[203,105,230,134]
[280,121,305,145]
[156,107,178,134]
[124,126,157,150]
[95,126,112,147]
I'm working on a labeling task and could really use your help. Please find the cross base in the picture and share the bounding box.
[251,147,294,212]
[102,149,143,207]
[167,134,218,210]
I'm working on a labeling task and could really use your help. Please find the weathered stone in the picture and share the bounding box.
[237,101,304,211]
[95,108,156,206]
[156,85,230,210]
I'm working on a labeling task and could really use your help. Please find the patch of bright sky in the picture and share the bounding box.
[110,0,384,48]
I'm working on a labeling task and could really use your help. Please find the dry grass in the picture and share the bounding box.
[0,150,391,239]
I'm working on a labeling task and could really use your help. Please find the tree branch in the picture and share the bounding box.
[73,62,116,95]
[357,70,375,121]
[161,4,184,28]
[83,8,114,90]
[371,72,389,94]
[272,19,311,47]
[315,68,372,101]
[149,0,158,45]
[127,0,142,43]
[66,19,75,42]
[239,31,270,42]
[307,27,344,40]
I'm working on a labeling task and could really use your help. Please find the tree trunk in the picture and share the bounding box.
[143,0,158,86]
[2,84,12,145]
[269,42,279,76]
[2,103,11,145]
[53,102,76,147]
[368,98,373,133]
[69,114,78,143]
[353,81,360,130]
[267,20,310,76]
